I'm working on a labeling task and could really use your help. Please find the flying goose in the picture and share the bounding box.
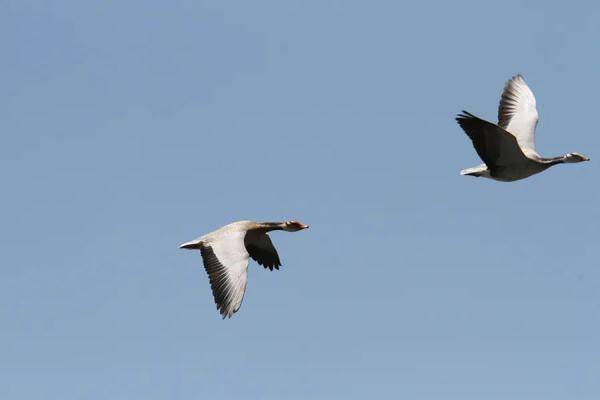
[179,220,309,318]
[456,74,589,181]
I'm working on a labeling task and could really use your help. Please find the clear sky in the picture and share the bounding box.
[1,1,599,399]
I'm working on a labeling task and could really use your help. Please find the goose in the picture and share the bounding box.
[179,220,309,318]
[456,74,589,182]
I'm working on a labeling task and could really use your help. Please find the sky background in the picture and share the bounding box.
[1,1,599,399]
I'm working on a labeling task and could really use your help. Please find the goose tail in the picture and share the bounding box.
[460,164,489,177]
[179,239,203,249]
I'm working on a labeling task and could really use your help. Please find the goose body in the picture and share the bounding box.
[457,75,589,182]
[179,220,309,318]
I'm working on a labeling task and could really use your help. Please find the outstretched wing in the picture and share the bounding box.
[498,74,539,156]
[244,232,282,271]
[200,232,249,318]
[456,111,529,168]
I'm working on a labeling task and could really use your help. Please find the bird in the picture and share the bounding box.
[179,220,309,318]
[456,74,589,182]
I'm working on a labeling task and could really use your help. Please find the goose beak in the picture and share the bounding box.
[584,156,591,161]
[301,224,309,229]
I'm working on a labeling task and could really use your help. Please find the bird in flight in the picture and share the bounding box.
[179,220,309,318]
[456,74,589,182]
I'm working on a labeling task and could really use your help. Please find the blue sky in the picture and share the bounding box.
[1,1,599,399]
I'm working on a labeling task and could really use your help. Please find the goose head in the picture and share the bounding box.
[282,220,310,232]
[564,152,590,163]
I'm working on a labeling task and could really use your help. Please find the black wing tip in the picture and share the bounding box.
[456,110,476,122]
[218,304,236,319]
[261,260,282,271]
[251,251,282,271]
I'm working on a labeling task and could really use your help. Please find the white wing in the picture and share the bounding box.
[200,230,249,318]
[498,75,539,157]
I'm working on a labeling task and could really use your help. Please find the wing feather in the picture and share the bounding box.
[244,232,282,271]
[200,232,249,318]
[456,111,529,168]
[498,74,539,156]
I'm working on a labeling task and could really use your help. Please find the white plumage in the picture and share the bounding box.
[457,75,589,182]
[498,75,539,157]
[179,220,309,318]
